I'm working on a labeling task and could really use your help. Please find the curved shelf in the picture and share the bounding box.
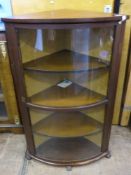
[33,111,102,138]
[35,137,101,163]
[23,50,109,73]
[27,99,108,111]
[27,82,107,110]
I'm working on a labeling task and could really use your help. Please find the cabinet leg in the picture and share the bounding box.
[25,151,32,160]
[66,166,72,171]
[105,151,111,159]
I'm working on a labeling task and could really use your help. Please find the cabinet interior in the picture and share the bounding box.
[18,26,112,163]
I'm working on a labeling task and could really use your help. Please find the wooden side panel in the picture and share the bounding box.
[121,32,131,126]
[11,0,114,15]
[113,0,131,124]
[121,71,131,125]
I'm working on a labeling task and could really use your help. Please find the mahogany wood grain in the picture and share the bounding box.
[2,9,126,24]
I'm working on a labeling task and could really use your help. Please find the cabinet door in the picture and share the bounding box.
[17,25,115,163]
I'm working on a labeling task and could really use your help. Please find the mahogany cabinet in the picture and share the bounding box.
[2,10,128,166]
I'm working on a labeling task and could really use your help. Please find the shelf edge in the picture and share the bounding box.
[26,99,108,111]
[33,128,102,138]
[24,66,109,74]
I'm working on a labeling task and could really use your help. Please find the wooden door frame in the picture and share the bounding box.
[119,31,131,124]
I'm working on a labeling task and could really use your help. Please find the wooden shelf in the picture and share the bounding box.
[36,137,100,162]
[28,82,106,108]
[24,50,109,73]
[33,111,102,138]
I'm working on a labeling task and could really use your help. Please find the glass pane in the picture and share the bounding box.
[18,27,113,108]
[19,28,113,64]
[29,105,105,162]
[0,83,7,119]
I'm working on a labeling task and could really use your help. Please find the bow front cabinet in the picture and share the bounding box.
[2,10,128,166]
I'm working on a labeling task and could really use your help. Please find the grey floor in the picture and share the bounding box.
[0,126,131,175]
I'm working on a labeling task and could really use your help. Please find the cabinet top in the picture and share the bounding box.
[2,9,128,24]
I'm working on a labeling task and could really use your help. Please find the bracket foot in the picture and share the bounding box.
[66,166,72,171]
[25,151,32,160]
[105,151,111,159]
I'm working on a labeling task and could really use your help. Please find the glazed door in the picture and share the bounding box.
[0,82,8,120]
[0,35,8,122]
[0,33,20,132]
[9,24,118,164]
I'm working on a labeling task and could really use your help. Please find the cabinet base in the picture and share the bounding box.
[66,166,72,171]
[26,151,109,166]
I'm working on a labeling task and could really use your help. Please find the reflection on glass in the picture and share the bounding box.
[19,28,113,63]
